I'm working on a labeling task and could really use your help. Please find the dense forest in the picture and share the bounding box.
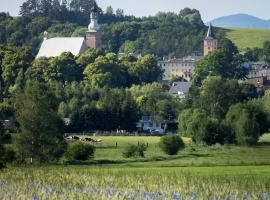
[0,0,225,58]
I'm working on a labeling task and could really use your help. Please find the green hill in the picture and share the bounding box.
[225,28,270,50]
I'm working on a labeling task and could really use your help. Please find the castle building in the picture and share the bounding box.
[204,23,218,56]
[37,6,101,58]
[158,55,203,81]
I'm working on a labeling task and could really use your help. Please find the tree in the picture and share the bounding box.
[83,53,126,88]
[179,108,228,145]
[192,49,246,87]
[262,41,270,63]
[0,122,6,168]
[76,49,104,70]
[1,47,33,93]
[14,81,66,163]
[50,52,82,83]
[225,101,269,145]
[218,38,238,55]
[106,6,114,16]
[129,55,163,84]
[243,48,263,62]
[194,76,243,119]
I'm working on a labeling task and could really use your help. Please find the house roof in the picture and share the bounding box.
[169,82,192,95]
[36,37,88,58]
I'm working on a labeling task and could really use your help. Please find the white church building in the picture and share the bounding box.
[37,6,102,58]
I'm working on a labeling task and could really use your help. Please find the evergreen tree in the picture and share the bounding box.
[15,80,66,163]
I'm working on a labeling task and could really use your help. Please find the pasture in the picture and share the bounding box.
[225,28,270,50]
[77,135,270,167]
[0,165,269,199]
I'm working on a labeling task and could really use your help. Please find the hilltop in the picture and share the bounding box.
[210,13,270,29]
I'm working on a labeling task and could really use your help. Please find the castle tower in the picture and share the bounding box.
[204,23,218,56]
[85,4,102,50]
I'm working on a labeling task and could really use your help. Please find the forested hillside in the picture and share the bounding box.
[0,0,224,57]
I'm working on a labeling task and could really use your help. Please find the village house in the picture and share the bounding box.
[169,81,192,98]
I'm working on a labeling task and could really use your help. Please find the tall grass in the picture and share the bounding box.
[0,166,269,199]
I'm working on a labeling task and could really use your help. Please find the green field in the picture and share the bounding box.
[225,28,270,50]
[1,135,270,199]
[76,135,270,167]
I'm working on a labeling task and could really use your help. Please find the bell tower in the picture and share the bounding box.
[85,4,102,50]
[204,23,218,56]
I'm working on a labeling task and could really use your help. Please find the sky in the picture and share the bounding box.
[1,0,270,22]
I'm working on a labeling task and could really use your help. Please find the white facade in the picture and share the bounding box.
[136,116,164,133]
[158,56,203,81]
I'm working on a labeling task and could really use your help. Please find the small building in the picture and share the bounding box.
[169,81,192,98]
[37,5,101,58]
[136,116,164,134]
[158,55,202,81]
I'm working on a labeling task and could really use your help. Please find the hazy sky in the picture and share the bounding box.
[1,0,270,22]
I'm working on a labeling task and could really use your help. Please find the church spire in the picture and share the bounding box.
[88,2,100,32]
[204,23,218,56]
[206,23,215,39]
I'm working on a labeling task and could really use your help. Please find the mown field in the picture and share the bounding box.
[225,28,270,50]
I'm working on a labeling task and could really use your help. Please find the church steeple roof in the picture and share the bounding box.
[205,23,215,39]
[88,1,100,32]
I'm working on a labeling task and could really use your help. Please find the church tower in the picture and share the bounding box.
[204,23,218,56]
[85,4,102,50]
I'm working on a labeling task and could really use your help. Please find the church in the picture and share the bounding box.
[204,23,218,56]
[37,7,102,58]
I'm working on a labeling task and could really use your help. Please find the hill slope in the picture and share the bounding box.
[225,28,270,50]
[210,14,270,29]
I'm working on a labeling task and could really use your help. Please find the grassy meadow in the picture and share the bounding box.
[77,135,270,167]
[225,28,270,50]
[1,135,270,199]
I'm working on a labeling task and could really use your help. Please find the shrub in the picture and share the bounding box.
[159,135,185,155]
[65,142,95,161]
[122,143,147,158]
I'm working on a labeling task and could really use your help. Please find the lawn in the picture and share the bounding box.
[225,28,270,50]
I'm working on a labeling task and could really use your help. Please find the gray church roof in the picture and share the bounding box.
[36,37,88,58]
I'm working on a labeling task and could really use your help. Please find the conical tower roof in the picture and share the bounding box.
[205,23,215,39]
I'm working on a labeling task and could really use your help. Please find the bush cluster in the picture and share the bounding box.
[65,142,95,161]
[122,143,147,158]
[159,135,185,155]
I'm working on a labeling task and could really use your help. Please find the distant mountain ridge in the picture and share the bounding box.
[209,14,270,29]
